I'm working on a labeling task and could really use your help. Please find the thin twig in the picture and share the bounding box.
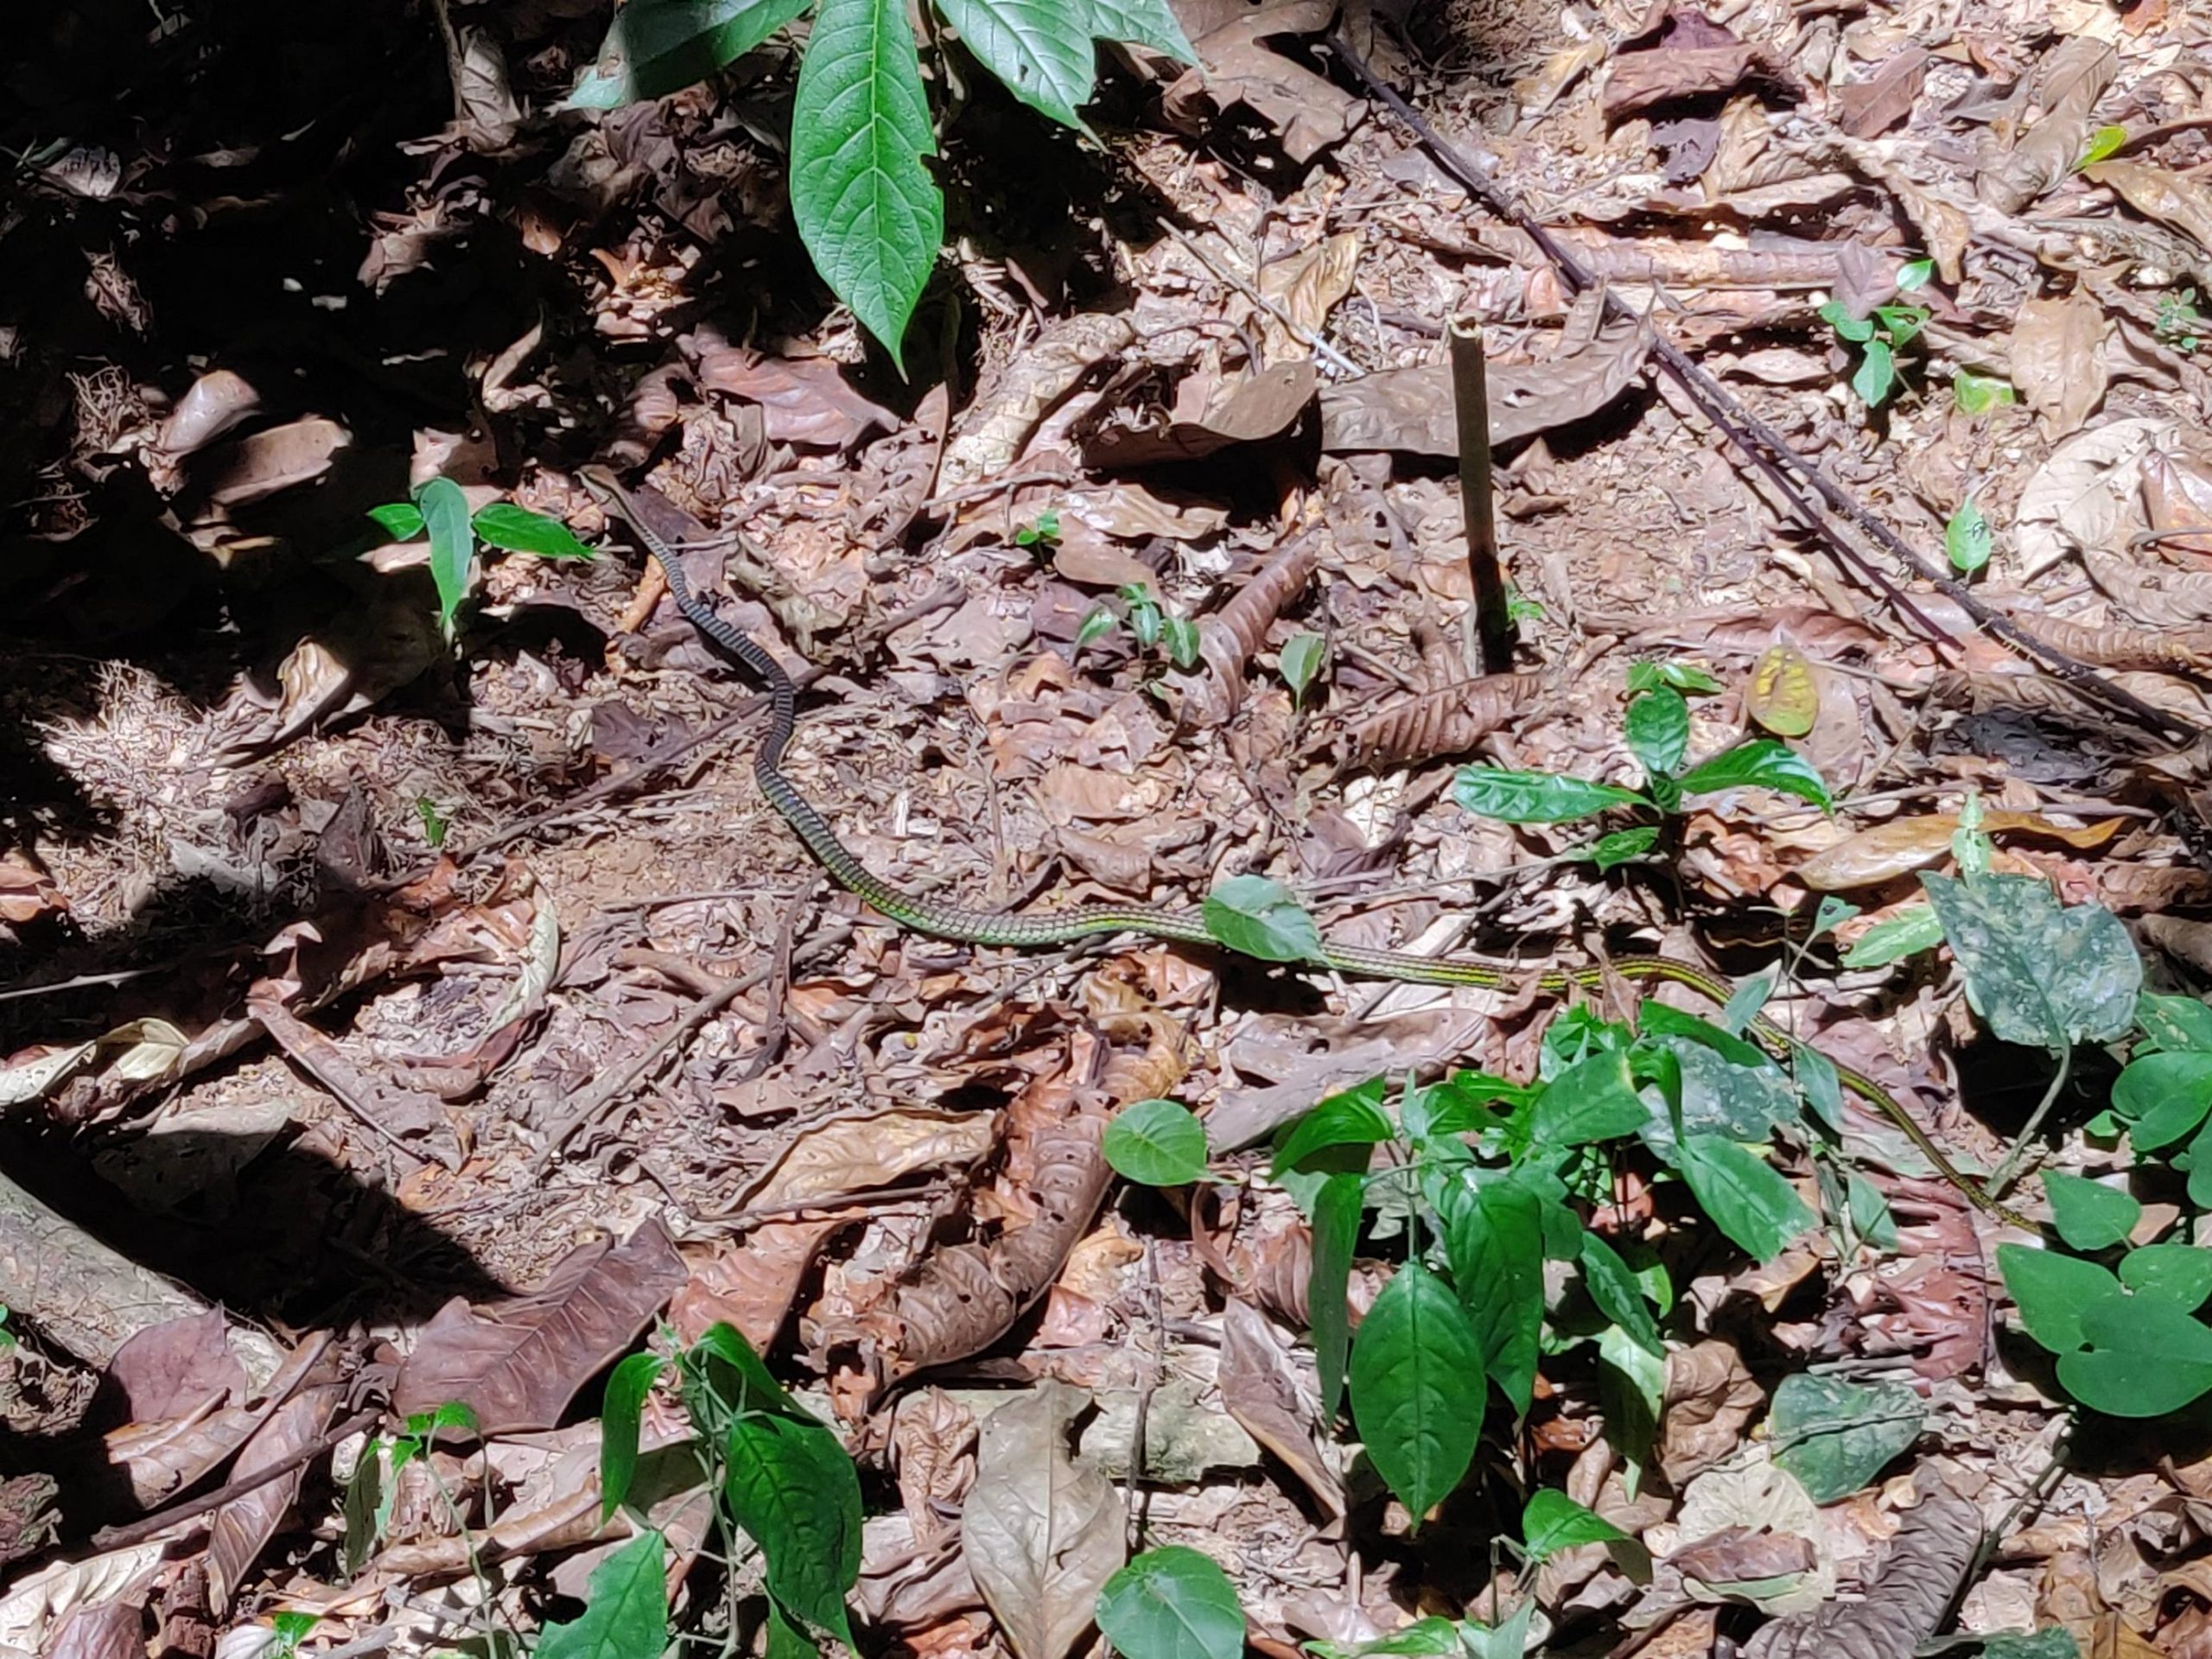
[92,1407,381,1548]
[1153,218,1363,376]
[1986,1044,2072,1200]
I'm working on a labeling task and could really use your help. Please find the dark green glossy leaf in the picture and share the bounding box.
[1624,687,1688,779]
[724,1414,863,1645]
[1308,1172,1361,1421]
[1204,874,1325,965]
[1579,1231,1662,1357]
[2057,1293,2212,1416]
[415,476,475,641]
[1094,1546,1245,1659]
[1921,871,2141,1050]
[789,0,941,366]
[369,501,424,539]
[1997,1243,2122,1353]
[1452,766,1648,824]
[1586,825,1661,871]
[473,501,597,560]
[2120,1243,2212,1312]
[1103,1099,1208,1186]
[934,0,1096,129]
[1522,1488,1629,1563]
[2112,1049,2212,1151]
[1082,0,1198,59]
[1675,739,1832,810]
[569,0,810,107]
[601,1352,667,1521]
[1348,1262,1487,1522]
[2043,1172,2140,1252]
[1443,1178,1544,1413]
[1274,1077,1390,1176]
[1530,1050,1649,1147]
[1671,1135,1812,1261]
[1767,1373,1923,1503]
[534,1529,669,1659]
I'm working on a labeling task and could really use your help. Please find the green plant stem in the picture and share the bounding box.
[1987,1045,2073,1202]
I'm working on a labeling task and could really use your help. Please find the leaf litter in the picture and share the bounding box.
[7,0,2212,1655]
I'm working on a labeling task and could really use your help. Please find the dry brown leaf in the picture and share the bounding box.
[393,1217,686,1433]
[154,368,262,461]
[686,329,898,450]
[669,1220,847,1351]
[1183,531,1320,728]
[44,1600,144,1659]
[207,1385,339,1612]
[195,417,351,506]
[942,314,1135,491]
[1320,319,1652,456]
[1796,810,2126,891]
[104,1309,247,1422]
[2002,609,2212,671]
[1978,39,2116,214]
[1660,1341,1764,1484]
[1742,1488,1981,1659]
[2082,548,2212,626]
[1083,360,1316,469]
[2140,448,2212,563]
[892,1389,978,1547]
[1162,1,1360,163]
[1343,673,1542,767]
[1218,1300,1343,1515]
[1834,48,1929,137]
[2085,160,2212,257]
[747,1109,998,1209]
[1261,232,1361,349]
[961,1382,1125,1659]
[2017,416,2167,577]
[2013,293,2108,439]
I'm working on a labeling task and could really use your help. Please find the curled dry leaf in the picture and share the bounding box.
[1796,810,2126,891]
[2083,548,2212,627]
[2140,448,2212,563]
[1218,1299,1344,1515]
[1261,231,1361,353]
[1672,1453,1833,1614]
[195,417,351,507]
[206,1385,340,1613]
[154,368,262,461]
[2084,159,2212,259]
[744,1108,1000,1210]
[892,1389,979,1547]
[1999,609,2212,672]
[1602,41,1790,120]
[960,1381,1126,1659]
[1083,360,1317,470]
[0,1544,168,1657]
[1183,531,1320,728]
[1660,1340,1764,1484]
[1164,0,1361,163]
[393,1217,686,1433]
[0,854,66,924]
[687,331,899,451]
[1740,1487,1980,1659]
[1976,38,2115,214]
[669,1219,848,1351]
[1342,672,1544,768]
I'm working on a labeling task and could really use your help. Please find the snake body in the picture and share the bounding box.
[583,469,2018,1224]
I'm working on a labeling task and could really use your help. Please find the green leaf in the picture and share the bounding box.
[1997,1243,2122,1353]
[1845,1171,1900,1249]
[1095,1547,1245,1659]
[2120,1243,2212,1311]
[1671,1135,1812,1262]
[569,0,810,106]
[1951,369,2016,414]
[1767,1374,1923,1503]
[1161,613,1201,671]
[415,476,476,642]
[1853,337,1897,405]
[1586,825,1660,871]
[1309,1173,1362,1421]
[1459,1603,1537,1659]
[1599,1326,1664,1495]
[1104,1099,1208,1186]
[473,502,597,560]
[1452,766,1649,824]
[1875,305,1929,347]
[1809,895,1858,940]
[1075,606,1117,651]
[1083,0,1198,58]
[2043,1172,2140,1252]
[601,1352,667,1521]
[1531,1051,1649,1147]
[1442,1178,1545,1414]
[724,1413,863,1645]
[1791,1039,1843,1132]
[1128,594,1163,648]
[2192,1115,2212,1211]
[1840,902,1943,969]
[1521,1489,1630,1563]
[2135,993,2212,1052]
[2112,1049,2212,1151]
[1819,300,1875,343]
[1946,497,1992,574]
[1676,739,1832,810]
[1920,871,2141,1050]
[1624,687,1689,779]
[1982,1633,2081,1659]
[534,1529,670,1659]
[1279,632,1326,705]
[2057,1293,2212,1416]
[1274,1078,1390,1176]
[369,500,425,539]
[2077,124,2130,168]
[1896,258,1936,290]
[1580,1231,1662,1357]
[789,0,943,368]
[767,1605,821,1659]
[1348,1262,1488,1523]
[1718,969,1774,1036]
[932,0,1098,129]
[1204,874,1324,965]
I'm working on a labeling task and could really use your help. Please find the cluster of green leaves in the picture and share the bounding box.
[1110,995,1842,1522]
[1077,582,1202,671]
[2157,286,2209,353]
[577,1322,863,1659]
[1452,661,1832,872]
[1819,259,1934,409]
[343,1401,480,1572]
[570,0,1196,364]
[370,479,594,639]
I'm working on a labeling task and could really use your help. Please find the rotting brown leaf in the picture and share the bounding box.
[891,1389,979,1548]
[942,314,1135,491]
[207,1384,340,1613]
[686,327,898,451]
[669,1220,848,1352]
[2012,293,2108,439]
[1083,360,1316,470]
[1742,1487,1980,1659]
[1342,672,1543,768]
[2085,160,2212,261]
[1218,1299,1343,1516]
[1796,810,2126,891]
[2017,416,2168,577]
[960,1381,1125,1659]
[744,1108,999,1211]
[1977,39,2116,215]
[1659,1341,1764,1484]
[1184,531,1321,728]
[393,1217,685,1433]
[2140,448,2212,563]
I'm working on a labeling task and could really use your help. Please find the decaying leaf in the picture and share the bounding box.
[961,1382,1125,1659]
[1741,1486,1980,1659]
[1342,672,1544,767]
[207,1385,340,1612]
[1745,646,1818,738]
[743,1108,999,1210]
[1218,1299,1344,1515]
[2140,447,2212,563]
[393,1217,686,1433]
[669,1220,848,1351]
[1083,360,1317,469]
[1977,38,2116,214]
[1796,810,2126,891]
[1182,531,1320,728]
[2085,159,2212,260]
[2016,416,2167,577]
[2012,293,2107,439]
[941,314,1135,491]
